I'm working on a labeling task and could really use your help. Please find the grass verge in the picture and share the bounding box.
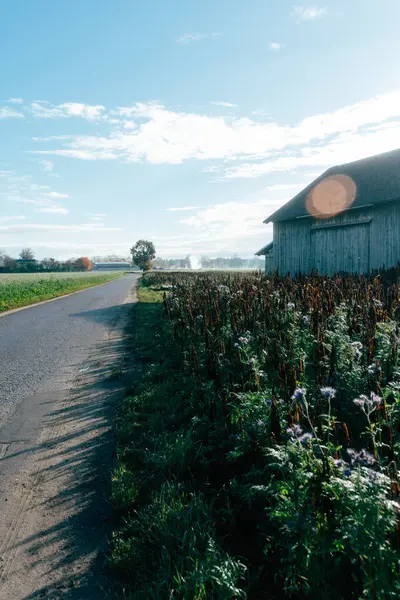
[0,272,125,312]
[109,285,247,599]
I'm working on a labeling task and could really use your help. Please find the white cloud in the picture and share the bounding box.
[268,42,285,51]
[34,149,118,161]
[31,101,105,120]
[31,90,400,177]
[31,102,66,118]
[166,206,200,212]
[162,182,313,255]
[0,171,71,217]
[42,191,69,199]
[41,160,54,172]
[0,215,26,222]
[177,32,222,44]
[38,206,69,215]
[292,5,327,21]
[211,101,238,108]
[59,102,105,120]
[0,107,24,119]
[8,98,23,104]
[0,223,121,233]
[123,120,137,129]
[177,33,206,44]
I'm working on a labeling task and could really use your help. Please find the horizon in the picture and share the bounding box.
[2,1,400,259]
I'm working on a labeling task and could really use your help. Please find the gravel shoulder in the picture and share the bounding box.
[0,275,137,599]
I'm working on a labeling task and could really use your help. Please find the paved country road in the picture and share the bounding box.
[0,274,138,599]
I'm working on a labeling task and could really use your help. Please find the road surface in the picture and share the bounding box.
[0,274,138,599]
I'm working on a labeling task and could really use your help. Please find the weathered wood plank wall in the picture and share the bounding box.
[272,200,400,275]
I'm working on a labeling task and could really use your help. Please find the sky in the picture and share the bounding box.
[2,0,400,260]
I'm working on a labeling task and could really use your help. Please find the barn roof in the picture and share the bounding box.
[255,242,273,256]
[264,148,400,223]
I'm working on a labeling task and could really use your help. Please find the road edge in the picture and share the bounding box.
[0,275,132,319]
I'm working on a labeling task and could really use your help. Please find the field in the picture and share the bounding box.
[0,271,125,312]
[110,267,400,599]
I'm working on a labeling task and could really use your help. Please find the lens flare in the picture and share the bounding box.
[306,174,356,219]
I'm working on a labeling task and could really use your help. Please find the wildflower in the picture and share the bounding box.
[287,302,295,309]
[292,387,307,403]
[353,392,382,415]
[367,361,381,375]
[320,387,336,399]
[264,398,272,407]
[299,432,313,446]
[287,424,303,438]
[303,315,310,325]
[350,341,363,351]
[350,341,363,360]
[343,467,352,477]
[347,448,376,467]
[334,459,343,468]
[217,285,230,294]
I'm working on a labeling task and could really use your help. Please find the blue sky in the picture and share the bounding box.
[2,0,400,259]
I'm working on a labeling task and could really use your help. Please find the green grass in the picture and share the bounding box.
[0,271,125,312]
[109,284,247,599]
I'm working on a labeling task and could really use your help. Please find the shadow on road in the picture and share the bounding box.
[0,301,137,599]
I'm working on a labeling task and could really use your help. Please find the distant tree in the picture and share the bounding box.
[92,254,131,263]
[74,256,92,271]
[3,255,17,271]
[0,249,5,268]
[130,240,156,271]
[19,248,35,260]
[63,259,74,272]
[153,257,169,269]
[42,258,60,271]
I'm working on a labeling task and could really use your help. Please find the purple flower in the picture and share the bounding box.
[287,424,303,438]
[287,302,295,309]
[292,388,307,403]
[347,448,376,467]
[344,467,352,478]
[334,459,343,468]
[353,392,382,415]
[320,387,336,400]
[299,432,313,446]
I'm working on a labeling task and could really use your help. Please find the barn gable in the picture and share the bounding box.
[265,148,400,224]
[261,149,400,275]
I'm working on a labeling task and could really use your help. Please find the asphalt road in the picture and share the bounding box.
[0,274,138,599]
[0,274,137,429]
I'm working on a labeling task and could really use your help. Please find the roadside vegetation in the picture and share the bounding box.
[110,268,400,599]
[0,271,125,312]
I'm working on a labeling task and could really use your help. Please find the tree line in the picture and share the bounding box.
[0,248,92,273]
[0,240,265,274]
[152,255,264,270]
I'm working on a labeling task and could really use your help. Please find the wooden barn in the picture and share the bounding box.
[258,149,400,276]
